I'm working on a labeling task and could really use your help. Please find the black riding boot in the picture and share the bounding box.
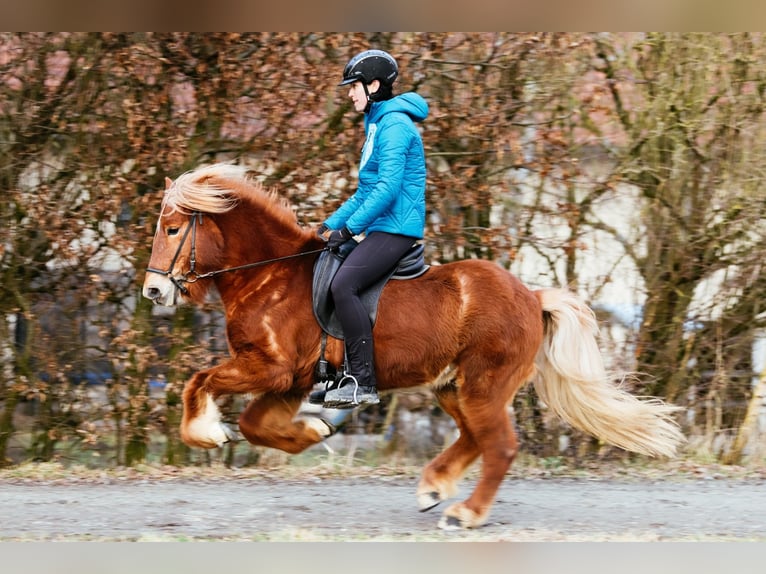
[322,336,380,409]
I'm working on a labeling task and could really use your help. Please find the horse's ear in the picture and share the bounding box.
[165,177,173,190]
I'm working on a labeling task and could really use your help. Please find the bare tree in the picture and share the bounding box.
[2,33,765,466]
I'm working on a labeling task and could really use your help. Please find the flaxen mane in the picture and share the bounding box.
[164,164,299,231]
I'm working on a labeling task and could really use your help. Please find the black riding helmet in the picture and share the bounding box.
[339,49,398,87]
[339,50,398,109]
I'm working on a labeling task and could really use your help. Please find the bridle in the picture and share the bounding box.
[146,210,328,296]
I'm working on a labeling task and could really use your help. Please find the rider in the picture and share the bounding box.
[318,49,429,409]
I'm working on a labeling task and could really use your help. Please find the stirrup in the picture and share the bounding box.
[322,375,379,409]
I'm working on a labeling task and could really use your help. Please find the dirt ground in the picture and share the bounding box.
[1,462,765,541]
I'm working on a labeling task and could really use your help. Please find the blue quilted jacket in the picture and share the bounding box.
[325,92,429,239]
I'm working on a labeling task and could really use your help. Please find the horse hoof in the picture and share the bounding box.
[300,414,336,439]
[417,491,443,512]
[437,515,465,531]
[437,503,486,530]
[316,417,336,438]
[220,423,241,444]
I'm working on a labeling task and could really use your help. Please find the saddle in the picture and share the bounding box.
[312,239,429,340]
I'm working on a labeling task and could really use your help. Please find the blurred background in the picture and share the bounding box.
[1,32,765,470]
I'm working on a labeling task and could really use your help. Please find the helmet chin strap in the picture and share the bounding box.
[362,82,373,113]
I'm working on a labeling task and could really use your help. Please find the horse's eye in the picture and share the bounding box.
[167,227,180,236]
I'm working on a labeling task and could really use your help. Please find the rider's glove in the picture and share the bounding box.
[327,226,353,251]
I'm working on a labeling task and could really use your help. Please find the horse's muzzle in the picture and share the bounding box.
[142,275,179,306]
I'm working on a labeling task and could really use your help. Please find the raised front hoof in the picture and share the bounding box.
[299,414,337,439]
[437,503,487,530]
[221,422,242,443]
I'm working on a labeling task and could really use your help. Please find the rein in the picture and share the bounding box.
[146,210,328,295]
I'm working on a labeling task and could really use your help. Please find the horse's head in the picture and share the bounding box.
[143,163,321,307]
[143,171,232,306]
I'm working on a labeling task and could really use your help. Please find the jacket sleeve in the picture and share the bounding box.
[324,191,363,230]
[345,118,410,234]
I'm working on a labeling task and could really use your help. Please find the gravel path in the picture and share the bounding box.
[2,474,765,541]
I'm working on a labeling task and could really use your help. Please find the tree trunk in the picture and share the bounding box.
[0,389,20,467]
[163,307,196,466]
[722,367,766,465]
[123,294,155,467]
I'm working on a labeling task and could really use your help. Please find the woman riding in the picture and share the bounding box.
[318,49,429,409]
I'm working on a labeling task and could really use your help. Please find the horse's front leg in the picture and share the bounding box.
[180,356,284,448]
[179,360,334,451]
[237,393,335,454]
[180,370,240,448]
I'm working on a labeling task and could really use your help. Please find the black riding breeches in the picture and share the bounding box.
[330,232,417,342]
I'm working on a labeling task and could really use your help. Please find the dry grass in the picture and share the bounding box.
[2,452,764,486]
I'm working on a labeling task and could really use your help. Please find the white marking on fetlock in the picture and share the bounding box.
[186,393,231,447]
[298,415,335,439]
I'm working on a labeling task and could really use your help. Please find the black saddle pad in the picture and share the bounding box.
[312,242,429,339]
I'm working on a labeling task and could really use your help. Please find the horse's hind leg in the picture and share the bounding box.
[237,393,335,454]
[437,365,529,530]
[416,381,481,512]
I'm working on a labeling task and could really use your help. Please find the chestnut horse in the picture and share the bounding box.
[142,164,684,529]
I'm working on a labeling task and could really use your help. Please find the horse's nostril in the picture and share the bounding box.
[146,287,161,300]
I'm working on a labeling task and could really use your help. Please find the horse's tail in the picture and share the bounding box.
[532,288,685,458]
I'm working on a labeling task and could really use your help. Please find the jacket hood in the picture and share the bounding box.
[368,92,429,123]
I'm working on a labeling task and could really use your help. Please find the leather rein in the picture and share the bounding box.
[146,211,328,296]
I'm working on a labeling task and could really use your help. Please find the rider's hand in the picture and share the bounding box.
[327,227,353,251]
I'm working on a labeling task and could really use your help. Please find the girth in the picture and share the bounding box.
[311,240,429,340]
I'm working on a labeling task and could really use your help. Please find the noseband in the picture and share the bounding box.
[146,211,327,295]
